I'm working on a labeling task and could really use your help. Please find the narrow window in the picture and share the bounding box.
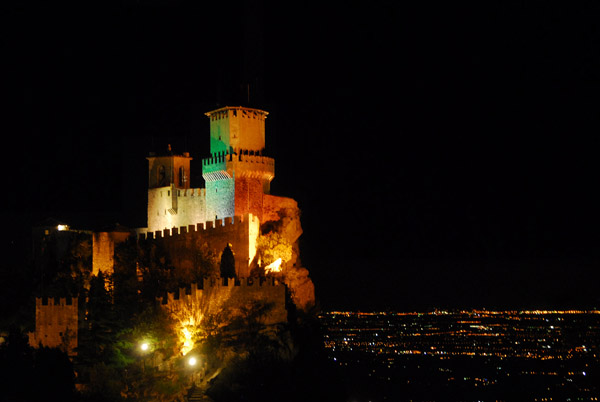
[179,167,185,187]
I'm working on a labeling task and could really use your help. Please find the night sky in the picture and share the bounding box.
[3,1,599,311]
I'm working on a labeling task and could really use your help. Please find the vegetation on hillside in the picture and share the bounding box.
[1,231,341,402]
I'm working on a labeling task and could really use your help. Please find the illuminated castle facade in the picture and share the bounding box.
[146,107,276,231]
[93,106,299,279]
[31,106,312,355]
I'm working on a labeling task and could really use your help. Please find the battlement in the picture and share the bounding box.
[161,275,287,326]
[205,106,268,122]
[202,149,275,181]
[137,213,259,240]
[164,276,283,304]
[206,107,268,154]
[202,151,228,171]
[30,296,78,356]
[36,296,77,307]
[202,149,274,167]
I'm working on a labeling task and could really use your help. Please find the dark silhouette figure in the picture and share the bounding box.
[220,244,236,279]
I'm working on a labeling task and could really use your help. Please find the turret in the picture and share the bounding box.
[146,145,200,231]
[205,106,268,154]
[202,106,275,221]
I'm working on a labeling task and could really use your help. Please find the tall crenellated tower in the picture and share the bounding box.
[202,106,275,221]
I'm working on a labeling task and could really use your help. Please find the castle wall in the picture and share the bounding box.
[92,231,130,276]
[139,214,260,278]
[202,152,275,222]
[29,297,78,356]
[163,277,287,327]
[147,187,206,232]
[205,177,235,221]
[235,177,265,222]
[177,188,207,228]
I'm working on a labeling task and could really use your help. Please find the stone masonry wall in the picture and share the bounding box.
[147,187,206,232]
[162,277,287,327]
[235,177,266,222]
[28,297,78,356]
[138,214,260,279]
[93,231,131,276]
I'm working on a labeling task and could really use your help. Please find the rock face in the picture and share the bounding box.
[283,266,315,313]
[261,199,315,313]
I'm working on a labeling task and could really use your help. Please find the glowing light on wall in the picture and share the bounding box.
[265,258,282,274]
[248,214,259,274]
[179,317,197,356]
[57,224,69,231]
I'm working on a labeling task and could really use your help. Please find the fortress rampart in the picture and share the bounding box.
[162,277,287,326]
[31,106,310,366]
[137,213,260,278]
[93,230,131,276]
[202,149,274,167]
[147,186,207,232]
[28,297,78,356]
[202,150,275,181]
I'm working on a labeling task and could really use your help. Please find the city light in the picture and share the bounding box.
[319,310,600,399]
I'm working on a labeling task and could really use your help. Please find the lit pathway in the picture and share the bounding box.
[186,367,222,402]
[187,386,213,402]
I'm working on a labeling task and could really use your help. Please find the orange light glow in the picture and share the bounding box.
[179,317,198,356]
[264,258,282,274]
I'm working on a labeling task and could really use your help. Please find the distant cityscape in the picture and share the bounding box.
[319,310,600,401]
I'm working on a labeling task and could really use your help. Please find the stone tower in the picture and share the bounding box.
[202,106,275,221]
[146,146,201,231]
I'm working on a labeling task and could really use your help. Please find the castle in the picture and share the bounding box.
[29,106,314,356]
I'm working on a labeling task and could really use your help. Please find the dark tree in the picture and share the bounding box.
[220,244,236,279]
[113,237,140,320]
[32,347,77,401]
[78,271,115,364]
[0,326,35,401]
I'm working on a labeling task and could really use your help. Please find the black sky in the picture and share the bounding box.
[3,0,600,311]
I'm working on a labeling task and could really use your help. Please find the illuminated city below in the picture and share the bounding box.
[319,310,600,401]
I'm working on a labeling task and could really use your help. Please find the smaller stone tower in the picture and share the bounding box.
[29,297,78,356]
[147,146,198,231]
[203,106,275,221]
[147,145,192,190]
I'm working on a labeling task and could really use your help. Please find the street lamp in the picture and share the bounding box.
[188,356,197,367]
[139,341,152,372]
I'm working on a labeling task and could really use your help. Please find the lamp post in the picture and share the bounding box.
[187,355,201,384]
[139,341,151,372]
